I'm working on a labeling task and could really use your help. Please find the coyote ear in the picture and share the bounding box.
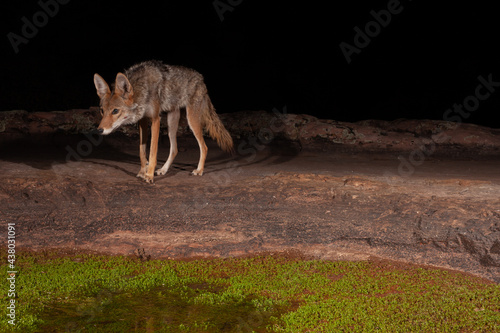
[94,74,111,99]
[115,73,133,99]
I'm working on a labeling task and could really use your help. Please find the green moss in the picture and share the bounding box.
[1,251,499,332]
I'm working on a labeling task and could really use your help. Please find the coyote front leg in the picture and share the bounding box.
[144,115,160,183]
[137,118,149,180]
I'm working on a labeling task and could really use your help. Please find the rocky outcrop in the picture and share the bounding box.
[1,109,499,282]
[1,109,499,153]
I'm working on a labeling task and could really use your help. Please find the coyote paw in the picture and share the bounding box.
[192,169,204,176]
[143,175,154,184]
[138,172,154,184]
[156,168,168,176]
[137,166,154,184]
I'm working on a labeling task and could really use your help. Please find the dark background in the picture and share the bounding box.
[1,0,499,127]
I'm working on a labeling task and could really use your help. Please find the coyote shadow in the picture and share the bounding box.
[0,134,138,171]
[0,135,301,179]
[228,137,301,169]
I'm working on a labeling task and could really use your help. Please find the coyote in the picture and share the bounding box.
[93,60,233,183]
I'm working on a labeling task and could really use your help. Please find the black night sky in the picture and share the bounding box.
[1,0,500,127]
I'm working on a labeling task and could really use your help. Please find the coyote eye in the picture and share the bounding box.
[112,109,119,115]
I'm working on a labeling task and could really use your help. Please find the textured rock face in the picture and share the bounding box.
[1,108,499,151]
[222,111,500,152]
[1,109,499,282]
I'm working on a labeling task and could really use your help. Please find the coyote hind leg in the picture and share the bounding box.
[157,109,180,176]
[186,105,207,176]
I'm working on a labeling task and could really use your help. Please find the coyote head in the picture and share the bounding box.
[93,73,136,135]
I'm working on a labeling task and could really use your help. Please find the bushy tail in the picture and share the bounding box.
[201,94,234,153]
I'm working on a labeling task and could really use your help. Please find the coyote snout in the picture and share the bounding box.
[93,60,233,183]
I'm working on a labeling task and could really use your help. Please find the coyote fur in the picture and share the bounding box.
[93,60,233,183]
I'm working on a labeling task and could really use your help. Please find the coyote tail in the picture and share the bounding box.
[201,94,234,153]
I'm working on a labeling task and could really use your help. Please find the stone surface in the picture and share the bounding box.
[0,109,499,282]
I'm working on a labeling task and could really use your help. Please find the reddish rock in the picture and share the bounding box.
[1,109,499,282]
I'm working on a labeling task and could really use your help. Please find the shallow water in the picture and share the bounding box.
[37,284,282,332]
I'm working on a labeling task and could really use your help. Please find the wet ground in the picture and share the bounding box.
[1,133,499,282]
